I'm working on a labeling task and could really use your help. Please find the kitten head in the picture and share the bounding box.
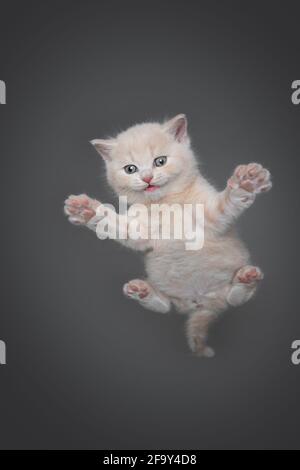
[91,114,198,204]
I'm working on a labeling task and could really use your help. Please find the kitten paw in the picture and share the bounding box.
[235,265,263,284]
[228,163,272,195]
[123,279,151,300]
[64,194,100,225]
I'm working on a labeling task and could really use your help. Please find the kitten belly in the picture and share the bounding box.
[145,236,249,307]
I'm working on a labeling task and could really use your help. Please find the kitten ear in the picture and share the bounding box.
[163,114,188,142]
[90,139,117,160]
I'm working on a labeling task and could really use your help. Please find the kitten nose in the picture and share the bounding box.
[142,175,153,184]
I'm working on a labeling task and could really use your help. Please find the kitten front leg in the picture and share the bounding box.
[64,194,100,227]
[64,194,151,251]
[209,163,272,233]
[123,279,171,313]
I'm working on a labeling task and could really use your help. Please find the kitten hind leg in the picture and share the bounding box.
[186,310,217,357]
[123,279,171,313]
[226,265,263,307]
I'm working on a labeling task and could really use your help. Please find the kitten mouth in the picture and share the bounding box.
[144,184,159,192]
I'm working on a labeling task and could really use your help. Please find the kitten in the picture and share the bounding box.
[64,114,272,357]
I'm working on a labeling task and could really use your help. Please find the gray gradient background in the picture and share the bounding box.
[0,0,299,450]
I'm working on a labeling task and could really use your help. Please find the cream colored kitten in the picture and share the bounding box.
[64,115,272,357]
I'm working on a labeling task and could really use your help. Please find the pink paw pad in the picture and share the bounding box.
[123,280,151,300]
[236,266,263,284]
[64,194,97,225]
[228,163,272,194]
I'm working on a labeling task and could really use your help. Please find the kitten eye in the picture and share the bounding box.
[154,156,167,167]
[124,164,138,174]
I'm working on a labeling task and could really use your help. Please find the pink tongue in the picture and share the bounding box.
[145,185,158,192]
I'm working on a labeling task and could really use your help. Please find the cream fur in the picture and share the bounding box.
[64,114,272,357]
